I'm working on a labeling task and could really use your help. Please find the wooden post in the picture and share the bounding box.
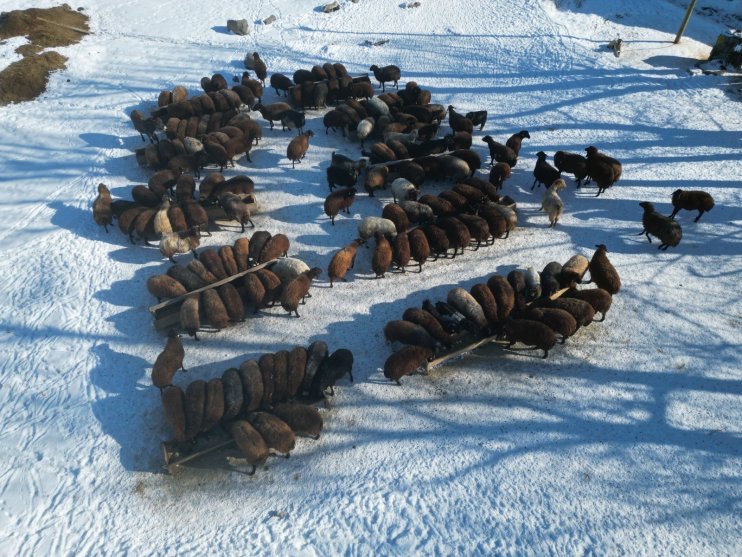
[674,0,698,44]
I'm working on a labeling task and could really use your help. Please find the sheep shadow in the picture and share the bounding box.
[210,26,231,35]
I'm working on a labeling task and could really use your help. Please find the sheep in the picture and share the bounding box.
[159,228,200,262]
[560,254,589,288]
[348,81,374,100]
[92,183,113,232]
[131,109,160,144]
[272,403,323,440]
[331,151,367,174]
[151,330,186,390]
[402,308,454,348]
[324,188,357,225]
[355,117,375,147]
[243,273,268,313]
[418,194,456,217]
[370,64,401,91]
[401,200,435,225]
[258,233,290,263]
[327,166,359,192]
[452,184,487,206]
[563,287,613,322]
[392,231,411,271]
[131,185,159,208]
[358,216,397,243]
[254,102,292,129]
[293,69,313,84]
[457,214,491,249]
[287,130,314,168]
[310,348,354,398]
[482,202,517,238]
[272,350,289,404]
[183,379,205,441]
[279,109,306,134]
[506,130,530,157]
[237,360,263,413]
[219,283,245,322]
[372,232,393,278]
[389,178,417,204]
[219,192,255,232]
[201,288,229,331]
[161,385,187,443]
[199,249,228,279]
[269,257,309,284]
[532,152,561,191]
[257,353,275,409]
[281,268,322,317]
[506,270,528,315]
[449,149,481,176]
[383,317,437,352]
[482,135,517,167]
[437,217,471,256]
[131,208,157,244]
[230,420,269,474]
[179,294,200,340]
[585,146,621,196]
[221,367,244,422]
[200,377,225,432]
[464,110,487,130]
[447,106,474,134]
[248,230,272,264]
[438,155,471,182]
[147,274,188,302]
[383,346,434,385]
[503,318,557,358]
[232,237,250,271]
[448,288,489,332]
[382,203,410,233]
[523,266,542,301]
[250,53,267,84]
[270,73,293,96]
[544,297,595,329]
[364,142,397,164]
[408,228,431,272]
[417,122,440,142]
[328,239,362,286]
[462,176,501,203]
[301,341,328,396]
[554,151,588,187]
[669,189,714,222]
[248,412,295,456]
[389,161,426,186]
[167,265,206,292]
[469,283,500,330]
[540,178,566,227]
[588,244,622,294]
[422,299,462,334]
[486,275,515,323]
[521,307,577,344]
[540,261,563,298]
[187,258,218,285]
[256,268,283,305]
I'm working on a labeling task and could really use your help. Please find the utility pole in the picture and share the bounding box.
[674,0,698,44]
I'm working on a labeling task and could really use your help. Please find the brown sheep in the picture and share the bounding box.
[364,165,389,197]
[562,287,613,322]
[147,275,188,302]
[200,378,225,432]
[287,347,307,399]
[670,189,714,222]
[328,239,361,286]
[588,244,621,294]
[371,232,393,278]
[447,106,474,134]
[402,307,454,348]
[384,320,438,351]
[383,345,434,385]
[505,130,530,157]
[258,353,275,409]
[230,420,269,475]
[256,268,283,306]
[521,307,577,344]
[167,265,205,292]
[437,217,471,256]
[503,319,557,358]
[281,268,322,317]
[393,231,411,272]
[218,283,245,322]
[421,224,450,260]
[151,330,186,390]
[408,228,431,272]
[543,298,595,329]
[180,294,200,340]
[238,360,263,412]
[184,380,205,441]
[201,289,229,330]
[233,237,250,271]
[258,233,290,263]
[248,412,295,456]
[92,183,113,232]
[382,203,410,233]
[287,130,314,168]
[324,187,357,225]
[222,368,244,422]
[219,246,239,276]
[161,385,187,443]
[272,350,290,404]
[489,162,512,191]
[487,275,515,324]
[187,259,218,285]
[272,403,323,439]
[470,283,499,329]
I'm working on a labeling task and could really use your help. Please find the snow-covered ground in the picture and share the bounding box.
[0,0,740,554]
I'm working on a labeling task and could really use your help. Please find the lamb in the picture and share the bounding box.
[327,166,359,192]
[382,203,410,233]
[180,294,200,340]
[310,348,354,399]
[384,320,438,351]
[392,231,411,271]
[230,420,269,474]
[408,228,431,272]
[358,216,397,243]
[151,330,186,390]
[147,275,188,302]
[540,178,566,227]
[482,135,517,167]
[324,187,357,225]
[301,341,328,396]
[543,297,595,329]
[470,283,500,330]
[254,102,292,129]
[563,287,612,322]
[201,288,230,330]
[221,367,244,422]
[272,403,323,440]
[554,151,588,187]
[507,269,528,314]
[218,192,255,232]
[161,385,187,443]
[669,189,714,222]
[251,53,267,84]
[446,106,474,134]
[402,308,454,348]
[503,318,557,358]
[280,109,306,134]
[372,232,393,278]
[447,288,488,332]
[281,268,322,317]
[383,345,434,385]
[391,178,418,203]
[264,259,305,286]
[247,412,295,457]
[486,275,515,323]
[328,239,362,286]
[370,64,401,91]
[489,162,512,191]
[524,266,542,300]
[464,110,487,130]
[520,308,577,344]
[92,183,113,232]
[532,152,561,191]
[159,228,200,262]
[218,283,245,322]
[238,360,263,413]
[639,201,682,250]
[559,254,589,288]
[588,244,622,293]
[131,109,160,144]
[540,261,563,298]
[585,146,621,196]
[287,130,314,168]
[258,233,290,263]
[506,130,530,156]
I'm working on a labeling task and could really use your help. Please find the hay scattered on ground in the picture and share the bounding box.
[0,4,89,105]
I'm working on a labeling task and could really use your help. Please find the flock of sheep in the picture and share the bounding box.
[91,48,718,470]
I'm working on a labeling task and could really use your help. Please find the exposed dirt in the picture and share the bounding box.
[0,4,89,105]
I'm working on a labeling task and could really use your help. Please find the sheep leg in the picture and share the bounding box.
[694,210,704,223]
[246,153,252,163]
[542,349,549,358]
[531,179,538,191]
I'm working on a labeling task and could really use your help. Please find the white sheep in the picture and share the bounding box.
[269,257,310,283]
[159,228,200,262]
[447,288,488,331]
[355,117,374,148]
[358,216,397,243]
[154,197,173,237]
[366,97,390,117]
[540,178,566,227]
[391,178,418,203]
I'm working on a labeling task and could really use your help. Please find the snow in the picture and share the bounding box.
[0,0,740,554]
